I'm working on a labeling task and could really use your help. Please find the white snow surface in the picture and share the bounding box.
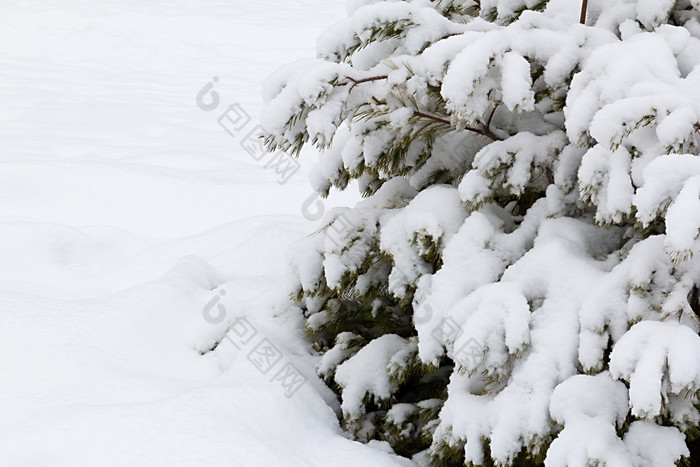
[0,1,411,466]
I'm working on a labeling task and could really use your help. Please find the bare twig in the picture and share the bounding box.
[476,123,500,142]
[413,111,451,126]
[485,104,498,130]
[339,75,389,93]
[580,0,588,25]
[414,110,501,141]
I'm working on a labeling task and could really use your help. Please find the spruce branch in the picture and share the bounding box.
[413,110,501,141]
[342,76,500,141]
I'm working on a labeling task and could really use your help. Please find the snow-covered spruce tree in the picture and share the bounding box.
[262,0,700,465]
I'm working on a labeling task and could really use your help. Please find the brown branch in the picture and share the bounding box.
[413,111,451,126]
[485,104,498,129]
[479,126,501,142]
[580,0,588,24]
[414,110,501,141]
[339,75,388,93]
[360,95,502,141]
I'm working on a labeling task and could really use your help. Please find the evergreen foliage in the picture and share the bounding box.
[263,0,700,464]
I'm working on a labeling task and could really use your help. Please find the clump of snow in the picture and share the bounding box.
[610,320,700,419]
[335,334,414,418]
[624,421,689,466]
[380,185,466,297]
[545,374,630,466]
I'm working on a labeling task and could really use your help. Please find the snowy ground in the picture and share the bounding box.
[0,2,411,465]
